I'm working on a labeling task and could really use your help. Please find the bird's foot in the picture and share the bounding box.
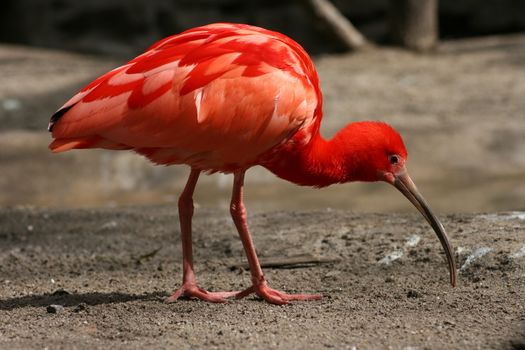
[165,283,238,303]
[235,279,322,305]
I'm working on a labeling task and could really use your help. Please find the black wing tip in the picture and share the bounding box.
[48,104,76,132]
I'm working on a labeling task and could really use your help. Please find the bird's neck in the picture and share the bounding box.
[261,131,355,187]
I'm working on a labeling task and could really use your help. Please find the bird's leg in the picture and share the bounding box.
[230,171,322,305]
[165,169,238,303]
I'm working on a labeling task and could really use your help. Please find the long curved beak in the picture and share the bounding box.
[392,171,457,287]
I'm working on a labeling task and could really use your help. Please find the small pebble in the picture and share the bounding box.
[407,290,420,298]
[73,303,87,313]
[324,270,341,278]
[47,304,64,314]
[100,221,118,229]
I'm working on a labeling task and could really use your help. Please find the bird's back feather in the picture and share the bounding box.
[49,23,322,172]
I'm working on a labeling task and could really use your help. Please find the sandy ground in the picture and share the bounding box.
[0,34,524,349]
[0,206,524,349]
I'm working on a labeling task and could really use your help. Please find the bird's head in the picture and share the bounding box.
[334,121,408,183]
[335,121,457,286]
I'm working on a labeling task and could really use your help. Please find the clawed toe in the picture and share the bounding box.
[165,284,238,303]
[235,281,322,305]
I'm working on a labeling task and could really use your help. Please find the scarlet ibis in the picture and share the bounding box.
[48,23,456,305]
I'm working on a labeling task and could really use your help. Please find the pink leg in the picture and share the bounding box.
[165,169,237,303]
[230,171,322,305]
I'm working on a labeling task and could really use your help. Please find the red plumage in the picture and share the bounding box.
[49,23,321,173]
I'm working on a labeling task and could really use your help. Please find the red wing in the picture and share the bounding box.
[49,23,321,170]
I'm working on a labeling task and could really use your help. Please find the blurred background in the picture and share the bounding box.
[0,0,524,213]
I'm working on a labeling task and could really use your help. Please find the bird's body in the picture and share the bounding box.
[49,23,457,304]
[49,23,320,173]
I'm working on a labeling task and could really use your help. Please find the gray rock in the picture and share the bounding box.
[46,304,64,314]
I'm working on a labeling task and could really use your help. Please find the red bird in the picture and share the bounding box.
[48,23,456,305]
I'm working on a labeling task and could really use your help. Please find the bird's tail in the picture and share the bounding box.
[49,136,131,153]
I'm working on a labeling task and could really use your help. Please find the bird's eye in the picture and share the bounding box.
[389,155,399,165]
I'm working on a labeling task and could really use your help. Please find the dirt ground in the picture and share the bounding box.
[0,206,524,349]
[0,33,524,349]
